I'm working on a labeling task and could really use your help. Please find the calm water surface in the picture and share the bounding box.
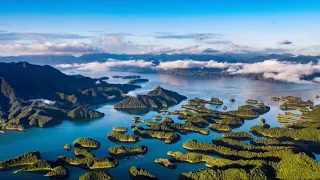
[0,72,319,179]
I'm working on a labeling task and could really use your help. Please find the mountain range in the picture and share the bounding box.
[0,53,319,65]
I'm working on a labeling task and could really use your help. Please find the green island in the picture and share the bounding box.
[64,144,71,151]
[154,158,176,169]
[133,125,180,143]
[57,155,118,169]
[154,115,162,120]
[271,96,280,101]
[176,136,320,180]
[229,98,235,102]
[112,126,128,132]
[145,121,209,135]
[209,123,232,132]
[0,152,69,178]
[245,99,259,104]
[127,78,149,85]
[162,116,174,123]
[222,131,253,140]
[114,86,187,111]
[108,145,148,156]
[73,137,100,148]
[132,116,145,123]
[107,131,140,142]
[129,166,158,180]
[74,148,95,158]
[45,166,69,178]
[279,96,313,110]
[79,171,113,180]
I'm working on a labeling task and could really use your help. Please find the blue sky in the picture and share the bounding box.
[0,0,319,56]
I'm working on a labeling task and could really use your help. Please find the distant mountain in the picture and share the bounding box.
[0,62,140,130]
[114,86,187,112]
[1,53,318,65]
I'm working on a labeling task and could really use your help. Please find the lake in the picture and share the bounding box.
[0,71,319,179]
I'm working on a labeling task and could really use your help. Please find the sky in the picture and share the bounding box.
[0,0,319,56]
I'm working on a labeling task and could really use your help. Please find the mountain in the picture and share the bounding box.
[114,86,187,112]
[0,62,140,130]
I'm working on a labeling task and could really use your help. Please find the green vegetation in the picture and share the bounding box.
[167,151,213,164]
[209,123,231,132]
[154,115,162,120]
[57,155,118,169]
[145,121,209,135]
[74,148,95,158]
[112,126,128,132]
[222,106,227,110]
[133,126,180,144]
[114,86,187,111]
[279,96,313,110]
[67,106,104,120]
[0,152,41,169]
[108,145,148,156]
[129,166,157,180]
[162,116,173,123]
[154,158,176,169]
[73,137,100,148]
[64,144,71,151]
[107,131,140,142]
[45,166,68,178]
[223,132,253,140]
[13,160,52,173]
[128,79,149,85]
[302,105,320,121]
[271,96,280,101]
[79,171,113,180]
[208,97,223,105]
[246,99,258,104]
[132,116,145,123]
[249,125,320,141]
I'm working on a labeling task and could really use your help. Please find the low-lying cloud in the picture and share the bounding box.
[56,59,320,83]
[228,60,320,83]
[56,59,153,72]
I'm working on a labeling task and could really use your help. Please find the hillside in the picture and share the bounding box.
[114,86,187,112]
[0,62,140,130]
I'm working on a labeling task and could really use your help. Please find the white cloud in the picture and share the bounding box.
[55,59,153,72]
[56,59,320,83]
[0,41,102,55]
[229,59,320,83]
[156,60,234,70]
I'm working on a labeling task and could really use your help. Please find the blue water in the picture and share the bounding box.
[0,72,319,179]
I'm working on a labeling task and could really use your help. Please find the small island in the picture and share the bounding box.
[155,158,176,169]
[79,171,113,180]
[128,79,149,85]
[112,126,128,132]
[107,131,140,142]
[45,166,69,178]
[73,137,100,148]
[114,86,187,112]
[245,99,259,104]
[108,145,148,156]
[209,123,232,132]
[64,144,71,151]
[129,166,158,180]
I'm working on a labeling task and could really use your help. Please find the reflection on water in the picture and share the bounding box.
[158,74,188,86]
[1,71,320,179]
